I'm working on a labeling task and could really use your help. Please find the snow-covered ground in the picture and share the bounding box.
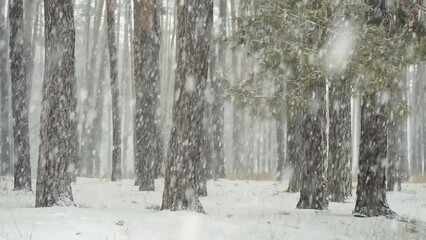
[0,177,425,240]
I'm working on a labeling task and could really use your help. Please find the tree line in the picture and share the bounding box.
[0,0,425,216]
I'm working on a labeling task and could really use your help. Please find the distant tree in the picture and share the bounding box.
[210,0,226,179]
[106,0,121,182]
[36,0,77,207]
[133,0,162,190]
[161,0,213,213]
[0,0,12,176]
[9,0,31,191]
[80,0,105,177]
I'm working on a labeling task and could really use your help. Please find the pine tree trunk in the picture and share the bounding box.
[152,1,164,179]
[328,83,352,202]
[120,0,130,176]
[296,92,328,210]
[287,107,303,192]
[9,0,31,191]
[161,0,213,213]
[354,95,395,217]
[211,0,226,179]
[36,0,77,207]
[0,0,12,176]
[106,0,122,182]
[133,0,161,190]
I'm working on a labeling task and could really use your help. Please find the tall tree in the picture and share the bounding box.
[80,0,105,177]
[161,0,213,213]
[133,0,161,190]
[296,92,328,210]
[210,0,226,179]
[0,0,11,176]
[353,0,394,217]
[9,0,31,191]
[106,0,121,181]
[328,80,352,202]
[36,0,77,207]
[120,0,131,176]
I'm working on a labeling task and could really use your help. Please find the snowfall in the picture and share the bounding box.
[0,177,425,240]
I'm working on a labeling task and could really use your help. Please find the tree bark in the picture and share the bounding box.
[353,95,395,217]
[106,0,122,182]
[9,0,31,191]
[296,92,328,210]
[0,0,12,176]
[328,82,352,202]
[133,0,162,190]
[36,0,77,207]
[287,107,303,192]
[161,0,213,213]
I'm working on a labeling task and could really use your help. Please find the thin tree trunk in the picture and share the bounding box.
[106,0,121,182]
[120,0,130,177]
[152,0,164,179]
[81,0,105,177]
[275,88,286,181]
[23,0,41,101]
[9,0,31,191]
[93,32,109,177]
[0,0,12,176]
[211,0,226,179]
[36,0,77,207]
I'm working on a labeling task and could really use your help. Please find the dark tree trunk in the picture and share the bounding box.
[9,0,31,191]
[106,0,122,182]
[152,1,164,179]
[161,0,213,213]
[353,95,395,217]
[296,92,328,210]
[36,0,77,207]
[0,0,12,176]
[287,107,303,192]
[328,82,352,202]
[133,0,161,190]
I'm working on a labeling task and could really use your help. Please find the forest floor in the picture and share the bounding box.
[0,177,425,240]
